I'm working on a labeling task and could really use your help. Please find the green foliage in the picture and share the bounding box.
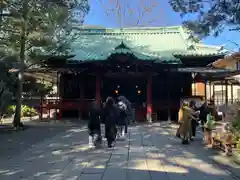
[224,103,240,141]
[169,0,240,38]
[1,0,89,127]
[237,140,240,150]
[232,119,240,132]
[6,105,16,115]
[6,105,38,117]
[1,0,90,61]
[23,75,53,97]
[232,119,240,141]
[0,60,14,117]
[21,105,38,117]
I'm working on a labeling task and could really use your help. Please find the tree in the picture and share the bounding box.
[169,0,240,38]
[1,0,89,128]
[96,0,162,27]
[0,56,17,121]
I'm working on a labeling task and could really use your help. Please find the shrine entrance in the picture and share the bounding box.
[102,76,147,104]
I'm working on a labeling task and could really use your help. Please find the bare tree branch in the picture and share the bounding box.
[97,0,162,27]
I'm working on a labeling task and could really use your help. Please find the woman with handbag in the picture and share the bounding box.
[177,101,196,144]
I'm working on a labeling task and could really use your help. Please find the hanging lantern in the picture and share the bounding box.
[114,90,119,94]
[137,90,141,94]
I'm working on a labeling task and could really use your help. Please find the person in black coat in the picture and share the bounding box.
[117,96,131,133]
[101,97,118,148]
[189,100,198,139]
[198,102,208,132]
[88,101,101,147]
[116,100,128,138]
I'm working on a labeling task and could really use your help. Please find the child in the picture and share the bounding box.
[204,111,216,146]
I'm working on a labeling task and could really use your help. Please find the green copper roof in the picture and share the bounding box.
[70,26,224,63]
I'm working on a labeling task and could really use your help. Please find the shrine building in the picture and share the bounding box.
[41,26,228,122]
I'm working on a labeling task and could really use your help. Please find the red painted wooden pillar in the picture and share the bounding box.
[146,75,152,123]
[96,75,101,105]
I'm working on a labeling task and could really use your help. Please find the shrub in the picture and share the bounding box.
[225,103,240,141]
[5,105,16,116]
[6,105,38,117]
[21,105,38,117]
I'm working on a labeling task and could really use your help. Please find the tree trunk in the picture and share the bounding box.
[13,0,28,128]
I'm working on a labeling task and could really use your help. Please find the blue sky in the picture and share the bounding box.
[83,0,240,51]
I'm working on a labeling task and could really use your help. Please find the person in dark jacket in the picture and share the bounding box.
[101,97,118,148]
[198,102,208,132]
[118,96,131,133]
[88,101,102,147]
[116,100,128,139]
[189,100,198,140]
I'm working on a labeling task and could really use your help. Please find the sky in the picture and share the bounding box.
[82,0,240,51]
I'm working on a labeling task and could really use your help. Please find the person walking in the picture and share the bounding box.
[101,97,118,148]
[189,100,198,140]
[117,96,131,133]
[178,101,195,144]
[116,99,128,139]
[88,101,102,148]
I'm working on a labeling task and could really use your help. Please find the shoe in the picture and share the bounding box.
[190,138,194,141]
[108,144,112,148]
[176,134,181,138]
[182,140,189,145]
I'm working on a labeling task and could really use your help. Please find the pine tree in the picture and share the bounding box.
[169,0,240,38]
[0,0,89,128]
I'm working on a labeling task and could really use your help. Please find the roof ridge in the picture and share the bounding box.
[178,26,192,51]
[74,25,183,32]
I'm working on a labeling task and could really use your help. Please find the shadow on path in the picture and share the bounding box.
[0,123,239,180]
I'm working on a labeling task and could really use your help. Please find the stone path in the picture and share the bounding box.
[0,123,240,180]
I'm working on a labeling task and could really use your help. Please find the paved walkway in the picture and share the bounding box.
[0,123,240,180]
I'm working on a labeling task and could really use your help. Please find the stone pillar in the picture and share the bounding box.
[146,75,152,123]
[96,75,101,105]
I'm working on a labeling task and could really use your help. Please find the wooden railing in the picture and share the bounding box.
[39,98,181,120]
[40,99,180,110]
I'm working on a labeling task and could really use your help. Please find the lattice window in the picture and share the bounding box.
[214,90,226,105]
